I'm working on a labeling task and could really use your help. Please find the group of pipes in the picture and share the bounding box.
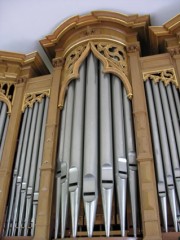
[55,53,138,238]
[145,80,180,232]
[0,101,9,160]
[4,97,49,236]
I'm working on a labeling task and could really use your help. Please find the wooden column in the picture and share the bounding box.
[127,45,162,240]
[168,47,180,87]
[34,58,64,240]
[0,79,26,234]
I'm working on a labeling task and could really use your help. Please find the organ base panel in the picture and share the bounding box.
[0,11,180,240]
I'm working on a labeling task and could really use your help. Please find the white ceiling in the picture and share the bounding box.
[0,0,179,71]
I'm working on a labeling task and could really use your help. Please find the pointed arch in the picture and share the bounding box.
[58,41,132,108]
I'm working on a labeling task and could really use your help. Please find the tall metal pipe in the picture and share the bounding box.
[99,64,113,237]
[11,107,33,236]
[23,99,45,236]
[0,103,7,142]
[159,82,180,204]
[31,97,49,236]
[69,62,86,237]
[83,53,98,237]
[17,102,38,236]
[151,81,178,231]
[61,81,75,238]
[111,76,127,237]
[123,87,139,236]
[145,80,168,231]
[172,84,180,120]
[0,114,9,160]
[166,85,180,159]
[5,108,28,236]
[54,98,67,239]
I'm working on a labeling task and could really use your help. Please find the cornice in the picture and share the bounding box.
[40,11,150,61]
[0,51,49,82]
[149,14,180,54]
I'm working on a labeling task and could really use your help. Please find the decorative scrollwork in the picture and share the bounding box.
[59,41,133,108]
[0,81,16,113]
[22,89,50,112]
[92,42,128,76]
[143,68,179,88]
[64,45,88,76]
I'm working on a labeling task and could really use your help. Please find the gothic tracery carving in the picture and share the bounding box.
[0,81,16,113]
[59,41,133,108]
[92,42,128,76]
[143,68,179,88]
[22,89,50,112]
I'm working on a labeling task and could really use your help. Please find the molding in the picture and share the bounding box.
[149,14,180,54]
[0,51,50,80]
[40,11,150,61]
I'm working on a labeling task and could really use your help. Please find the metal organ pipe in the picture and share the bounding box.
[11,107,33,236]
[123,87,138,236]
[83,53,98,237]
[0,103,7,142]
[99,63,114,237]
[61,81,75,238]
[145,80,168,232]
[69,62,86,237]
[159,82,180,204]
[5,108,28,236]
[17,102,39,236]
[55,99,67,239]
[23,99,45,236]
[55,53,139,238]
[5,97,49,237]
[151,81,178,232]
[0,112,9,160]
[31,97,49,236]
[172,84,180,120]
[111,75,127,237]
[166,85,180,159]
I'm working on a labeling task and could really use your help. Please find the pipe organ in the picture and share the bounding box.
[144,72,180,233]
[0,10,180,240]
[55,53,138,238]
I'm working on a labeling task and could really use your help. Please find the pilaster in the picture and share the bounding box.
[168,46,180,87]
[127,45,162,240]
[0,79,26,234]
[33,57,64,240]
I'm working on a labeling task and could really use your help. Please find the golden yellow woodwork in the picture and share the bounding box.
[0,10,179,240]
[22,89,51,112]
[143,68,179,88]
[58,40,132,108]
